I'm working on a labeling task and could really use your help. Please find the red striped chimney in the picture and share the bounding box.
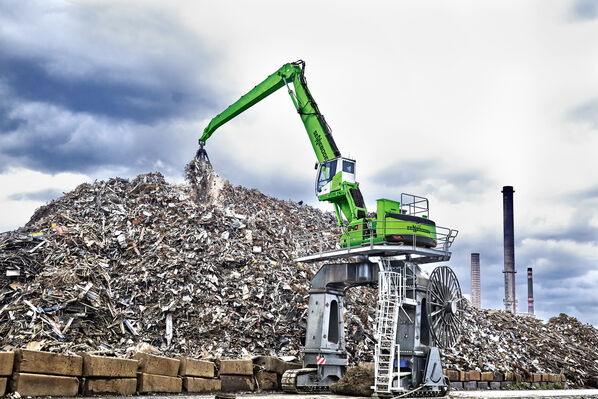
[527,267,534,315]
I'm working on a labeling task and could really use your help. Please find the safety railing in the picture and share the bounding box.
[378,270,405,302]
[293,219,458,259]
[400,193,429,218]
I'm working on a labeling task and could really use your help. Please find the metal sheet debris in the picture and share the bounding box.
[1,160,597,387]
[0,165,338,359]
[443,306,598,387]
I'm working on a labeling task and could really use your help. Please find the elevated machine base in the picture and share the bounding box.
[282,246,464,396]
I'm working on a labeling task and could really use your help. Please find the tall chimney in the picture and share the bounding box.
[471,253,481,309]
[527,267,534,315]
[502,186,516,313]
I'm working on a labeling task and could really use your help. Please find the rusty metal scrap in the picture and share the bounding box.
[0,166,340,359]
[1,160,597,388]
[443,306,598,387]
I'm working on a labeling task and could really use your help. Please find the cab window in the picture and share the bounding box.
[317,160,337,192]
[343,160,355,174]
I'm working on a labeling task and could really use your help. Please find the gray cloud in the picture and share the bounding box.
[0,56,199,124]
[0,105,199,176]
[449,228,598,324]
[571,0,598,20]
[576,184,598,201]
[367,159,491,204]
[0,1,222,176]
[0,106,25,133]
[527,187,598,243]
[569,98,598,128]
[523,243,593,280]
[8,189,65,202]
[526,218,598,244]
[534,275,598,326]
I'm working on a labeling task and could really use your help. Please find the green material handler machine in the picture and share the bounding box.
[199,60,439,249]
[198,61,462,396]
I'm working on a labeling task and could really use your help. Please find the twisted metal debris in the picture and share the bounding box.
[1,161,597,387]
[443,306,598,387]
[1,164,338,358]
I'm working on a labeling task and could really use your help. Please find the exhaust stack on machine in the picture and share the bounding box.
[502,186,517,313]
[471,253,481,309]
[527,267,534,315]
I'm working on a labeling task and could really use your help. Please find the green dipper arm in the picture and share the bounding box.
[199,60,341,163]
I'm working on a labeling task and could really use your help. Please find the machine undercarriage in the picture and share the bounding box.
[282,241,464,397]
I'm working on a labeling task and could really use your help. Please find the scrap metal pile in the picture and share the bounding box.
[1,161,597,387]
[0,162,341,358]
[444,306,598,387]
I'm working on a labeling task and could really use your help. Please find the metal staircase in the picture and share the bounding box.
[373,258,404,394]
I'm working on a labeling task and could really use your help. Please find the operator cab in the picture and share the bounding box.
[315,157,356,196]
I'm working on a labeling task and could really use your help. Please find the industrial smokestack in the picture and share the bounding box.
[471,253,481,309]
[527,267,534,315]
[502,186,517,313]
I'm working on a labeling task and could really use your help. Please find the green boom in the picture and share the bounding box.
[199,60,366,227]
[200,61,340,163]
[199,60,438,249]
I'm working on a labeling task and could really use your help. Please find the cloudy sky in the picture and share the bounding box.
[1,1,597,325]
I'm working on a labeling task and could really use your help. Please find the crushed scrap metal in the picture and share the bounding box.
[0,162,341,359]
[1,161,597,387]
[443,306,598,387]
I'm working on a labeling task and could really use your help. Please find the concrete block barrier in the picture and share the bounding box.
[220,374,254,392]
[0,352,14,376]
[220,359,253,376]
[82,354,138,378]
[14,349,82,376]
[178,357,215,378]
[183,376,221,392]
[136,372,182,393]
[134,352,180,377]
[82,377,137,395]
[10,372,79,397]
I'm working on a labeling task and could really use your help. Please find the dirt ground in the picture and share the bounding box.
[69,389,598,399]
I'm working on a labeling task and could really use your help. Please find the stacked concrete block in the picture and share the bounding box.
[0,353,574,397]
[80,354,138,395]
[445,368,567,391]
[481,371,494,381]
[464,370,481,381]
[253,355,301,391]
[134,352,182,393]
[543,373,561,383]
[220,359,254,392]
[179,357,220,393]
[0,352,14,396]
[504,371,523,383]
[443,369,459,382]
[183,376,221,393]
[11,349,82,397]
[530,373,542,383]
